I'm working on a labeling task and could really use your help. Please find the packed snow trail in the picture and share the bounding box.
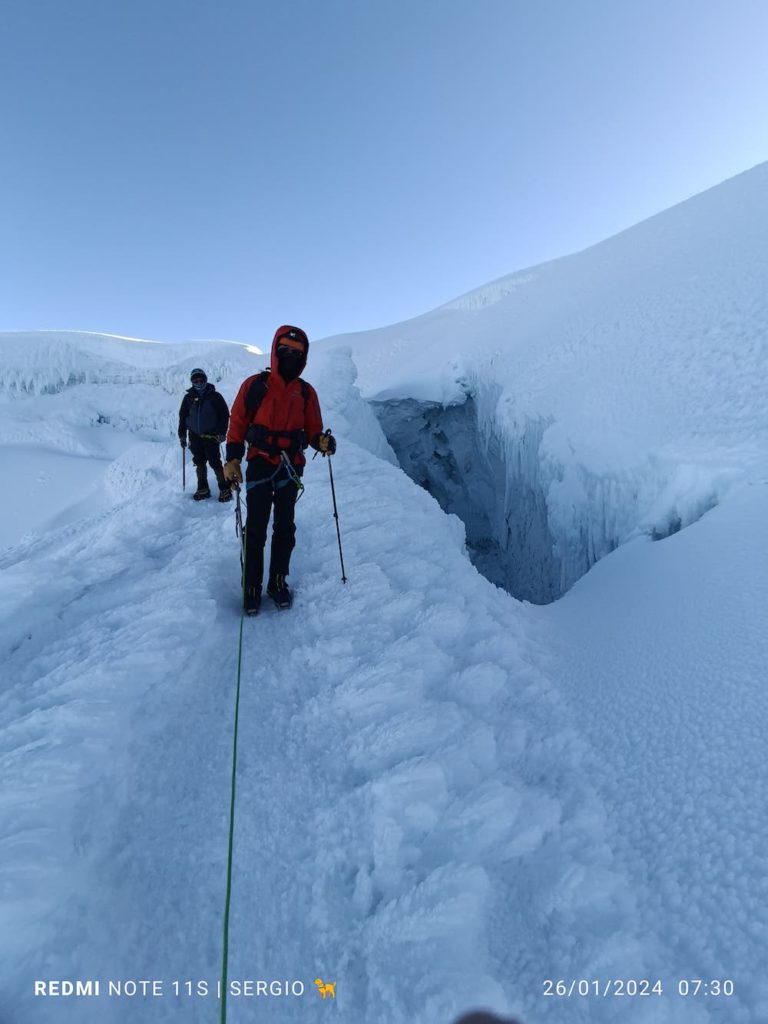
[2,428,698,1024]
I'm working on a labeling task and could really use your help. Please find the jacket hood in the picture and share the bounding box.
[270,325,309,378]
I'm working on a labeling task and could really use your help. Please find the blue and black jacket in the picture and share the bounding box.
[178,383,230,439]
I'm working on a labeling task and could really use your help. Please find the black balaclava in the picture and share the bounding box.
[276,345,304,382]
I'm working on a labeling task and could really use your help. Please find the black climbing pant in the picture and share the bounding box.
[243,456,302,591]
[188,432,226,489]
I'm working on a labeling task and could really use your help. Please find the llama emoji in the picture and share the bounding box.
[314,978,336,999]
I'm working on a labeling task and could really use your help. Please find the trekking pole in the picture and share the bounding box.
[322,430,347,584]
[327,457,347,583]
[182,444,186,491]
[233,482,245,579]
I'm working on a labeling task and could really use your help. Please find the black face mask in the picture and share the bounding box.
[277,349,303,380]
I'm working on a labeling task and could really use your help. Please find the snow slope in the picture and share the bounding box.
[537,478,768,1021]
[313,160,768,1020]
[2,332,664,1024]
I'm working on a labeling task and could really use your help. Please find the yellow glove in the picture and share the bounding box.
[223,460,243,483]
[317,432,337,455]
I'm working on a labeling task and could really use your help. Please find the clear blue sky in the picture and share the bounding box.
[1,0,767,344]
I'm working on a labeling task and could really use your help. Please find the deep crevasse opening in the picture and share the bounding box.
[372,394,723,605]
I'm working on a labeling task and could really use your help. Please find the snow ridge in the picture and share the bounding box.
[438,271,537,312]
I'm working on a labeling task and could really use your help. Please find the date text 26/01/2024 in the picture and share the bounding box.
[543,979,734,998]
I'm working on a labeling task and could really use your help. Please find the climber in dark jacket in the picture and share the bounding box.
[178,368,231,502]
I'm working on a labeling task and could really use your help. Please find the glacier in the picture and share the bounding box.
[3,160,768,1024]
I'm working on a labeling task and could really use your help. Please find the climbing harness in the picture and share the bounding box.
[244,423,308,459]
[244,455,305,502]
[199,432,224,457]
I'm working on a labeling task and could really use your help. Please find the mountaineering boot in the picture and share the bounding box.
[244,586,261,616]
[218,487,232,503]
[267,573,292,610]
[194,464,209,500]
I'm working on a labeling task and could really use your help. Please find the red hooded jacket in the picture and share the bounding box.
[226,326,324,466]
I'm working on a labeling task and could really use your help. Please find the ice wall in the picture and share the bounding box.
[373,398,559,603]
[374,385,730,604]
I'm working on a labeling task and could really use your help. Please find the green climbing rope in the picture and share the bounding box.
[220,484,247,1023]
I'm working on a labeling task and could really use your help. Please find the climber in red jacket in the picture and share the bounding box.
[223,326,336,614]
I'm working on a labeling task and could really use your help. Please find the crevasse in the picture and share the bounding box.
[373,381,724,604]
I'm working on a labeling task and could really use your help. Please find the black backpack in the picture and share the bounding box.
[244,369,309,414]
